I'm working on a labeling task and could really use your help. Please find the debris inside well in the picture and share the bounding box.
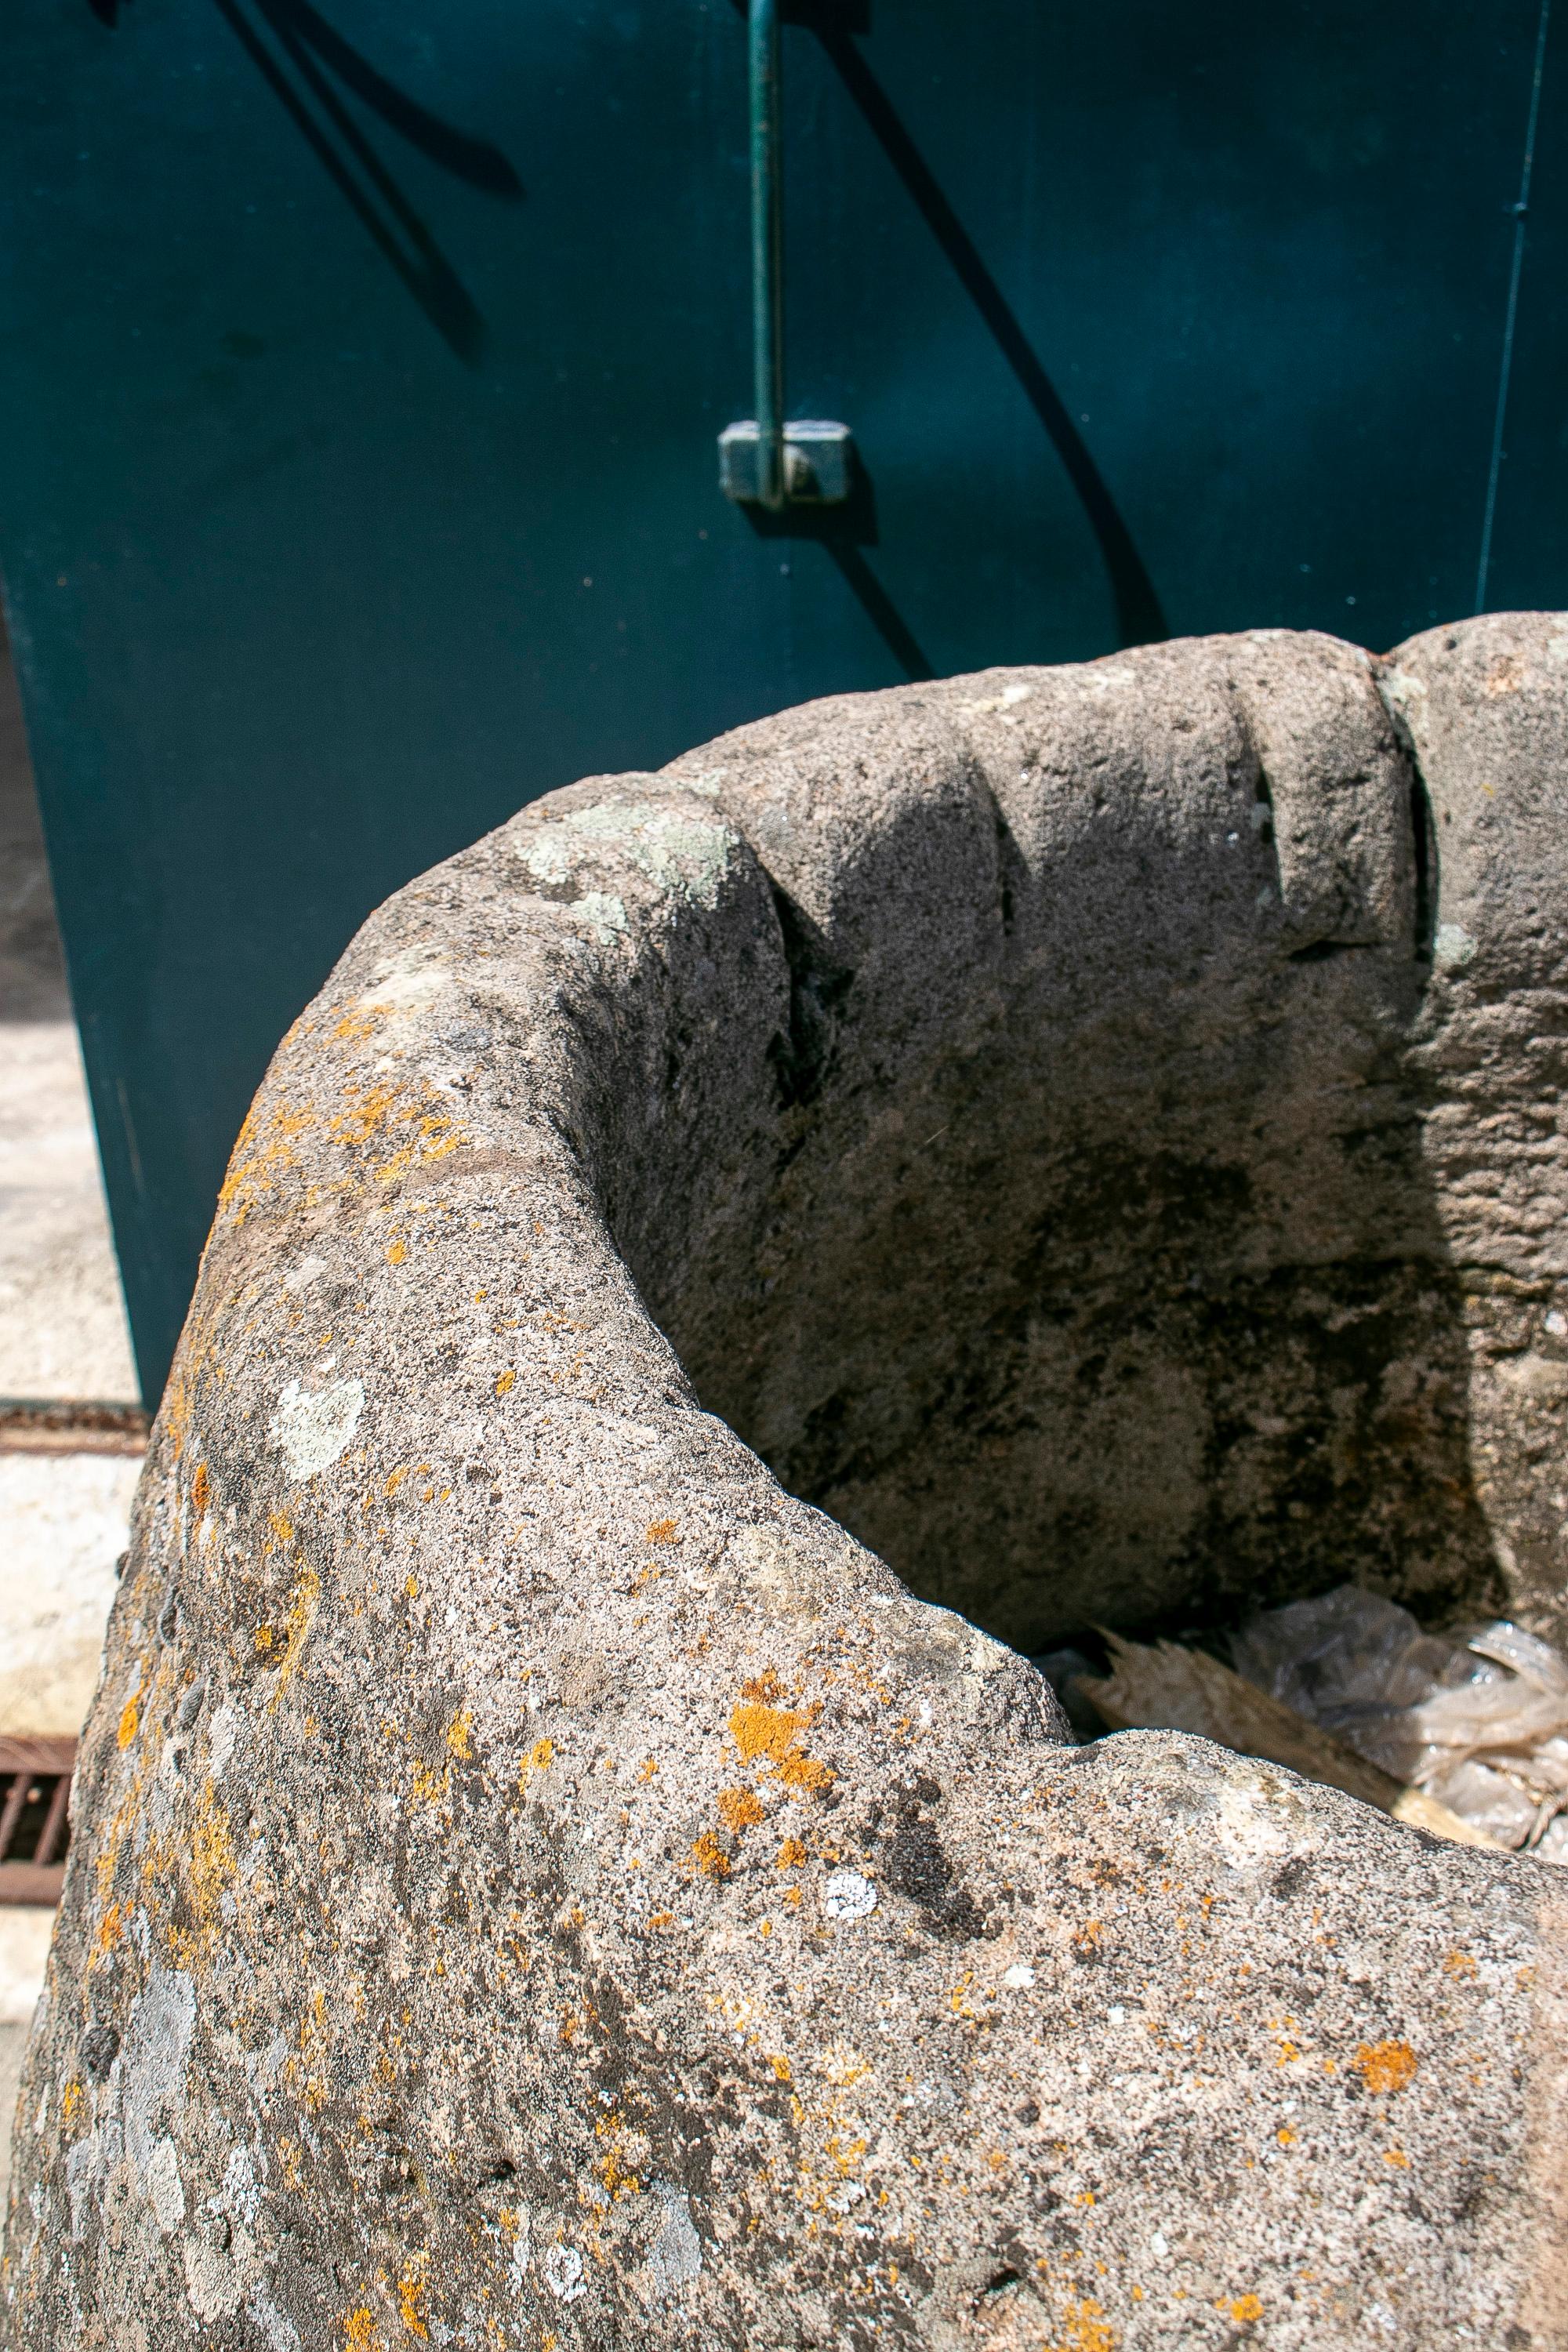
[1037,1585,1568,1861]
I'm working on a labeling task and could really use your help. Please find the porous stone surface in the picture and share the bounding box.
[8,616,1568,2350]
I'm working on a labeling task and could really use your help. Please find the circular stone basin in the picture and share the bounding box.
[9,615,1568,2349]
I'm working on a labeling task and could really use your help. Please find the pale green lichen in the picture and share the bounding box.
[523,800,736,910]
[1433,920,1477,972]
[569,892,629,945]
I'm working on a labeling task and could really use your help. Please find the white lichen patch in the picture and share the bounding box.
[246,2296,303,2352]
[1433,920,1477,973]
[67,1967,198,2249]
[1380,666,1428,710]
[568,891,628,945]
[522,799,737,910]
[145,2136,184,2234]
[822,1868,877,1922]
[184,2146,266,2318]
[355,944,452,1018]
[1214,1766,1313,1869]
[959,680,1036,717]
[543,2242,586,2301]
[267,1377,365,1479]
[644,2183,702,2301]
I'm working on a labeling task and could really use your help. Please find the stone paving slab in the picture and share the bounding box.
[0,1452,140,1737]
[0,1021,137,1403]
[0,614,136,1405]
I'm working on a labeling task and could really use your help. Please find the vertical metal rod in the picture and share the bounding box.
[34,1773,71,1868]
[750,0,785,510]
[0,1773,27,1864]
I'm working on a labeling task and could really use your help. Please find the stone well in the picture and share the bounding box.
[8,615,1568,2349]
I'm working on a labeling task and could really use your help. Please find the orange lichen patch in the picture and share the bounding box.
[446,1710,474,1760]
[777,1837,808,1871]
[332,1007,381,1044]
[1355,2040,1417,2096]
[1276,2126,1296,2147]
[690,1831,731,1879]
[728,1681,832,1796]
[646,1518,678,1545]
[218,1099,317,1221]
[387,1237,408,1265]
[191,1461,212,1517]
[160,1293,226,1462]
[268,1510,296,1549]
[1072,1919,1103,1955]
[189,1784,236,1933]
[397,2267,430,2339]
[255,1626,276,1654]
[597,2143,642,2201]
[61,2080,84,2130]
[1047,2295,1116,2350]
[495,1369,517,1397]
[949,1973,979,2021]
[268,1565,322,1711]
[95,1902,125,1956]
[768,2052,792,2082]
[331,1083,405,1149]
[386,1466,409,1497]
[375,1120,463,1186]
[342,2308,382,2350]
[637,1757,659,1783]
[326,1078,466,1186]
[822,2045,872,2089]
[1383,2147,1410,2169]
[1445,1949,1478,1977]
[518,1737,554,1794]
[718,1787,766,1833]
[117,1697,140,1750]
[92,1740,154,1923]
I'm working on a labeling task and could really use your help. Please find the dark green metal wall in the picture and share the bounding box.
[0,1,1560,1400]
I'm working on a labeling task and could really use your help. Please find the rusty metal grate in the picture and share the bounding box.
[0,1737,75,1904]
[0,1399,147,1457]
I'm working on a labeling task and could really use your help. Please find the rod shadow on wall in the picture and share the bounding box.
[744,470,936,682]
[782,0,1168,652]
[206,0,523,365]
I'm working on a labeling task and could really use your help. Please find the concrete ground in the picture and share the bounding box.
[0,621,137,1402]
[0,619,140,2206]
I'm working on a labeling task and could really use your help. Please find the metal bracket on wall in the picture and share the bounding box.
[719,0,855,509]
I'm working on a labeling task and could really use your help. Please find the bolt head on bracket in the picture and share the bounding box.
[718,419,855,506]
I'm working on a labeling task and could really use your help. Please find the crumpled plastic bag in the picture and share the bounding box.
[1071,1629,1499,1846]
[1232,1584,1568,1855]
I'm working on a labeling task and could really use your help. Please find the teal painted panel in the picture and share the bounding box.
[0,0,1556,1397]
